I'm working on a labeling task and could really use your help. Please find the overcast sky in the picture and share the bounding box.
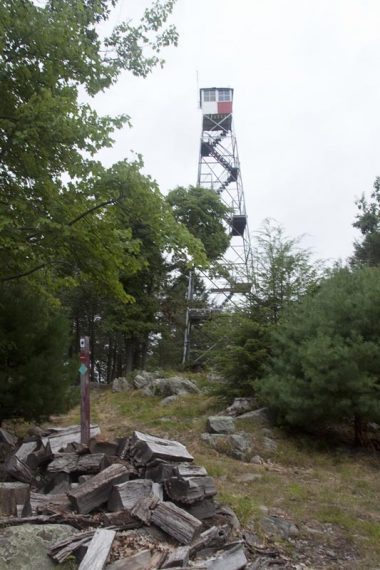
[93,0,380,263]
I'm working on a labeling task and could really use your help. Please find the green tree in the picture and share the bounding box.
[166,186,230,261]
[250,219,323,323]
[204,311,271,400]
[260,267,380,444]
[0,0,178,293]
[352,177,380,266]
[0,283,75,423]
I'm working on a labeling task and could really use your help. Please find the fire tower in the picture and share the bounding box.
[182,87,253,364]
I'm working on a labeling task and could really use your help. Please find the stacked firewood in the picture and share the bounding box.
[0,426,248,569]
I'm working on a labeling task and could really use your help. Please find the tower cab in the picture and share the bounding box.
[200,87,233,131]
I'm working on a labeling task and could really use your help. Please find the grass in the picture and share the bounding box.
[50,379,380,569]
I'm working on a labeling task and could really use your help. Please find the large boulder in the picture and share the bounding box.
[225,398,256,417]
[237,407,272,423]
[0,524,76,570]
[133,371,157,390]
[112,377,132,392]
[152,377,200,397]
[207,416,235,434]
[201,432,253,461]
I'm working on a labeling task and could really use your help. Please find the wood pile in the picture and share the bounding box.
[0,425,248,569]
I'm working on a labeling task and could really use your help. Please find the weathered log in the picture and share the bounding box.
[201,542,247,570]
[106,549,153,570]
[144,460,177,482]
[129,495,160,525]
[5,455,33,483]
[115,436,130,460]
[150,501,202,544]
[44,424,100,454]
[0,509,140,530]
[162,546,190,568]
[89,439,118,456]
[79,528,115,570]
[47,453,78,473]
[27,441,52,468]
[29,492,71,514]
[174,464,208,478]
[186,498,216,520]
[49,529,94,563]
[0,482,30,517]
[0,428,17,447]
[44,471,71,494]
[47,453,106,474]
[130,432,193,466]
[189,525,230,557]
[68,463,130,514]
[108,479,162,512]
[165,476,217,505]
[14,441,39,469]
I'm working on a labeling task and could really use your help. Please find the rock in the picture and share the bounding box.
[228,434,253,461]
[112,377,132,393]
[207,416,235,435]
[247,557,285,569]
[237,408,272,423]
[160,395,178,406]
[262,436,277,452]
[225,398,256,416]
[260,515,299,539]
[0,524,76,569]
[215,505,241,532]
[250,455,264,465]
[133,371,156,390]
[201,432,253,462]
[152,377,200,397]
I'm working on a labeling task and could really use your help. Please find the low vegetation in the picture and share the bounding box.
[43,381,380,569]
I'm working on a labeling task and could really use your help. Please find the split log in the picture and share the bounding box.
[106,549,152,570]
[144,460,177,482]
[0,510,140,530]
[162,546,190,568]
[202,542,247,570]
[165,476,217,505]
[186,498,216,520]
[49,529,95,563]
[130,432,193,466]
[108,479,162,512]
[79,528,115,570]
[130,496,160,525]
[48,453,106,474]
[29,492,71,514]
[44,472,70,494]
[5,455,33,484]
[0,442,13,462]
[115,436,130,460]
[174,464,208,478]
[89,439,118,456]
[150,501,202,544]
[0,482,30,516]
[68,463,130,514]
[44,424,100,454]
[0,428,17,447]
[47,453,78,473]
[189,526,230,557]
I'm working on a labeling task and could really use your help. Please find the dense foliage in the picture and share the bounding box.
[0,0,210,416]
[352,177,380,267]
[259,267,380,442]
[0,283,75,423]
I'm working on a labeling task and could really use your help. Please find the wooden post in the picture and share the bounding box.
[79,336,90,445]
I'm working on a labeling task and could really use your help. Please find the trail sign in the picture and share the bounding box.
[79,336,90,445]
